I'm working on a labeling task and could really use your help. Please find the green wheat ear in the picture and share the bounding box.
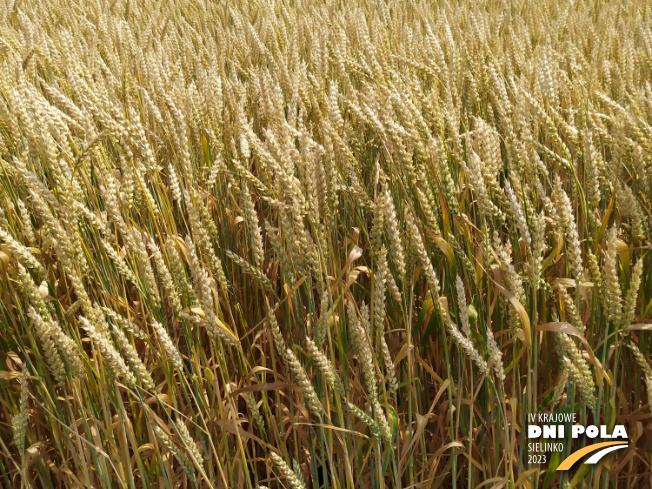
[468,304,478,324]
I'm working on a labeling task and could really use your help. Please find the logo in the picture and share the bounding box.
[556,441,628,470]
[527,412,628,470]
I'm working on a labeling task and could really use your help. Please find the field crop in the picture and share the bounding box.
[0,0,651,487]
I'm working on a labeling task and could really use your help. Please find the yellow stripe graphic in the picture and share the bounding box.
[557,441,628,471]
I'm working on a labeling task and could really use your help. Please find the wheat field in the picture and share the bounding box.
[0,0,651,487]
